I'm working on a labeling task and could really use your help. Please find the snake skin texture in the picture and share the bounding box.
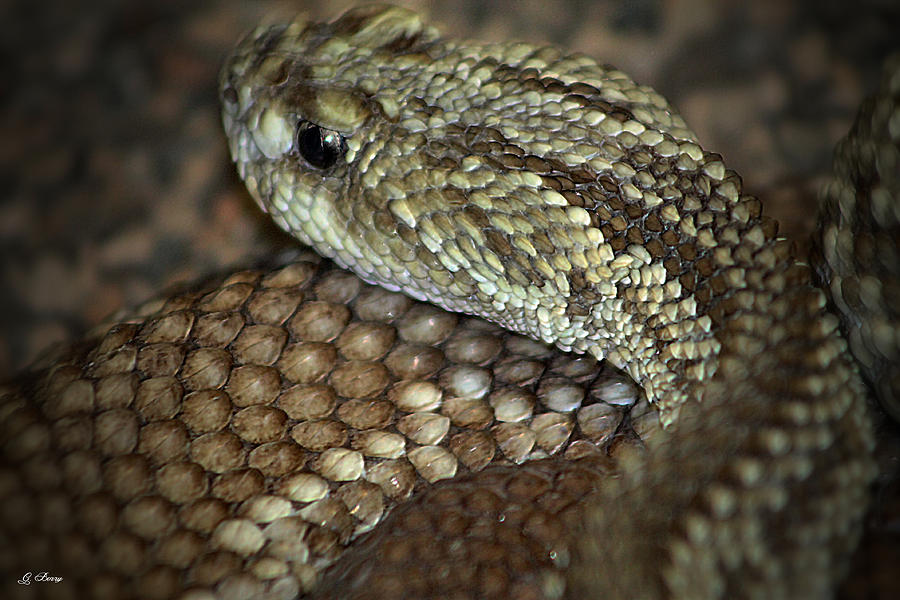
[0,4,893,600]
[1,250,650,599]
[219,5,881,599]
[813,55,900,424]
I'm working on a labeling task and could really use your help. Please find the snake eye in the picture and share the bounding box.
[296,122,346,169]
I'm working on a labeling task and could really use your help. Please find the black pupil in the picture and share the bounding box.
[297,124,343,169]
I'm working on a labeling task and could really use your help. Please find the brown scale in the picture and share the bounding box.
[813,55,900,423]
[0,255,643,600]
[309,457,615,600]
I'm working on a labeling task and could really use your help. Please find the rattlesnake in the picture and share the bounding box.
[2,5,897,599]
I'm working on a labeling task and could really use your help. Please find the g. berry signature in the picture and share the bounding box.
[17,571,63,585]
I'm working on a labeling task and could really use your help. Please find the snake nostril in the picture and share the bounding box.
[222,85,238,105]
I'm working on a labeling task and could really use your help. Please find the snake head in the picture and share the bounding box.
[219,4,435,225]
[219,5,451,295]
[218,4,723,409]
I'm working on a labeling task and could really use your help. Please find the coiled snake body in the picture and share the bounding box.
[3,5,897,599]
